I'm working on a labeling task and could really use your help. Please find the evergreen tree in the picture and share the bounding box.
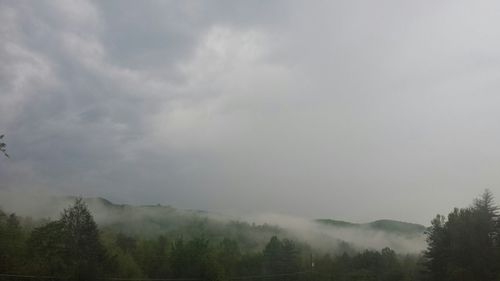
[424,214,448,281]
[0,211,25,273]
[217,238,241,277]
[148,235,171,278]
[170,237,224,280]
[263,236,284,274]
[263,236,300,275]
[424,190,500,281]
[60,198,107,280]
[29,198,108,280]
[28,221,67,275]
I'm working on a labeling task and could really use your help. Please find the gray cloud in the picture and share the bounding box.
[1,0,500,224]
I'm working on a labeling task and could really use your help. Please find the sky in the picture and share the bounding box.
[1,0,500,225]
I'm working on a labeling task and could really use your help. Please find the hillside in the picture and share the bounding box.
[316,218,427,237]
[75,197,426,237]
[1,196,427,254]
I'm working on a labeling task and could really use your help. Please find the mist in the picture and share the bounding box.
[247,213,426,254]
[4,2,500,280]
[0,190,426,254]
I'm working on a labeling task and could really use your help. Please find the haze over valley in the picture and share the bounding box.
[2,1,500,280]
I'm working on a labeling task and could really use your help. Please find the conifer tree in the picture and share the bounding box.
[60,198,107,280]
[29,198,107,280]
[424,190,500,281]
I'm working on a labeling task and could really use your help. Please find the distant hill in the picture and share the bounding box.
[1,195,427,253]
[316,219,358,228]
[74,198,426,236]
[316,218,427,237]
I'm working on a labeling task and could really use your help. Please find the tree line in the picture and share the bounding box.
[1,190,500,280]
[423,190,500,281]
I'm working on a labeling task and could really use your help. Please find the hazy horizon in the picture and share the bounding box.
[2,0,500,225]
[0,189,431,226]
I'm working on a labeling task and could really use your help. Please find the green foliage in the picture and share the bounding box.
[217,238,241,277]
[316,218,426,236]
[27,198,108,280]
[263,236,300,275]
[28,221,67,275]
[169,237,225,280]
[368,220,426,236]
[424,190,500,281]
[311,248,410,281]
[316,219,358,228]
[0,211,26,272]
[9,195,487,281]
[0,205,421,281]
[99,229,142,278]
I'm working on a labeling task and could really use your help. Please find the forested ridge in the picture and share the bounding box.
[1,191,499,281]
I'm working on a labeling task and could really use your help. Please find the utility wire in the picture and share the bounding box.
[228,270,310,280]
[99,277,203,281]
[0,275,201,281]
[0,273,61,279]
[0,271,313,281]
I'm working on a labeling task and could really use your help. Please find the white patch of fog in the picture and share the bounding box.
[0,190,425,254]
[245,213,426,254]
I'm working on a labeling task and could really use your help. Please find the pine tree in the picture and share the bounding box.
[0,211,25,273]
[424,191,500,281]
[424,214,448,281]
[263,236,300,275]
[60,198,107,280]
[29,198,107,280]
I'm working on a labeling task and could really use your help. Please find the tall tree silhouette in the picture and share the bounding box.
[29,198,107,280]
[424,190,499,281]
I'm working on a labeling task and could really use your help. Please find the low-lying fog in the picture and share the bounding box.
[0,190,426,254]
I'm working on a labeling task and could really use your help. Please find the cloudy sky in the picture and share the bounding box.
[1,0,500,224]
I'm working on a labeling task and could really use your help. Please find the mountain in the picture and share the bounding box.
[316,218,427,237]
[74,197,426,236]
[2,195,427,253]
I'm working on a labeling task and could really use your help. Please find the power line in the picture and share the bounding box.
[0,271,313,281]
[0,275,200,281]
[99,277,203,281]
[0,273,61,279]
[228,270,310,280]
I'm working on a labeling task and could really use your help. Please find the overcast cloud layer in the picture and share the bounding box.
[1,0,500,224]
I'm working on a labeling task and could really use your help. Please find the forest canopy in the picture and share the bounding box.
[1,191,499,281]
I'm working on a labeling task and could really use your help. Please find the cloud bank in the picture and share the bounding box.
[2,0,500,224]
